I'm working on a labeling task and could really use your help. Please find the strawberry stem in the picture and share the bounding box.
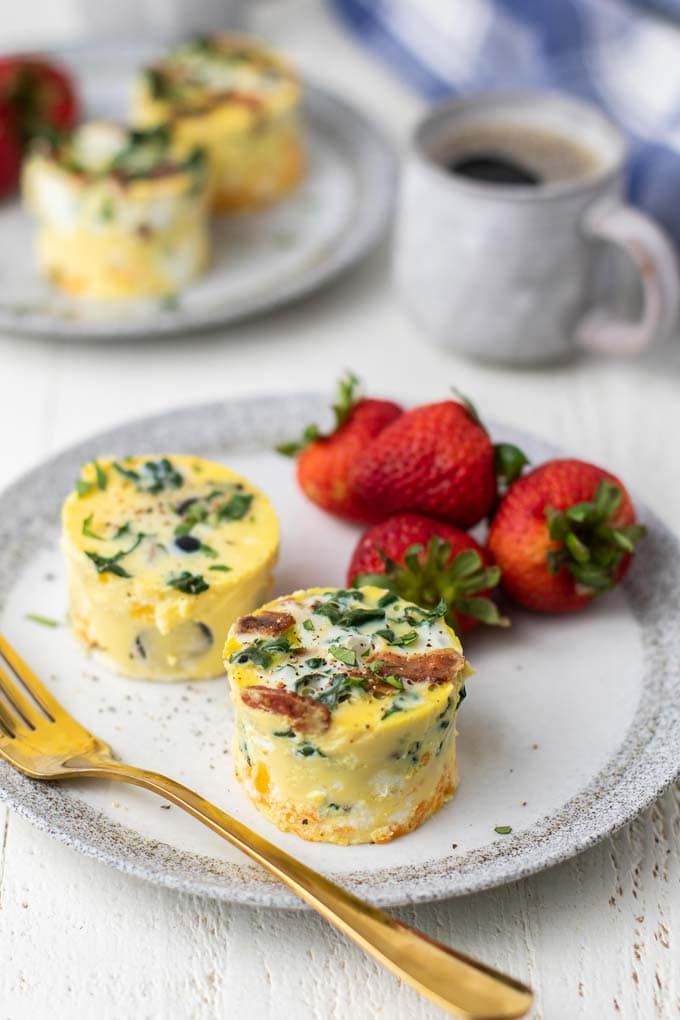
[545,480,645,594]
[450,387,483,427]
[450,390,528,486]
[276,372,361,457]
[332,372,360,430]
[352,537,509,629]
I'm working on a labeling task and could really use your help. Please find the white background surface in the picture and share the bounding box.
[1,2,679,1017]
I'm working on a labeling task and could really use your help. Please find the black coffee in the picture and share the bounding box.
[441,123,601,187]
[448,155,540,186]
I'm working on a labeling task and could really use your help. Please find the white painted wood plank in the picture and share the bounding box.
[0,336,59,483]
[1,794,678,1020]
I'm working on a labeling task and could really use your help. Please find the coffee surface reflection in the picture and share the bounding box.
[447,155,540,185]
[440,123,602,186]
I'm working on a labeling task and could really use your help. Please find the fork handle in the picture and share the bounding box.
[86,760,531,1020]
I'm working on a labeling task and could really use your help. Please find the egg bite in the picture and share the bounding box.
[133,34,305,212]
[225,586,471,844]
[22,121,209,299]
[62,455,279,680]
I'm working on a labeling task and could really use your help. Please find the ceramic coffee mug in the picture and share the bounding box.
[393,92,680,364]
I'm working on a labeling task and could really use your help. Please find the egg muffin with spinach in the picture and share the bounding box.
[62,455,279,680]
[22,121,209,299]
[134,34,305,212]
[225,586,470,844]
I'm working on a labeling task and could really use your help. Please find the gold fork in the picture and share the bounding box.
[0,633,532,1020]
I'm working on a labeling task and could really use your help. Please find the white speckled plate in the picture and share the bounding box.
[0,393,679,908]
[0,41,396,341]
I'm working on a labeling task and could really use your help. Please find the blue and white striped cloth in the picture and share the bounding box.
[331,0,680,247]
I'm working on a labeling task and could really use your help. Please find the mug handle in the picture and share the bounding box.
[575,199,680,355]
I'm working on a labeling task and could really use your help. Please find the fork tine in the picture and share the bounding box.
[0,662,44,729]
[0,695,18,738]
[0,635,61,721]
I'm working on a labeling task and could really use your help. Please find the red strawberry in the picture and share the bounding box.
[347,512,507,633]
[0,57,79,141]
[350,396,527,529]
[487,458,645,613]
[277,374,402,522]
[0,98,21,197]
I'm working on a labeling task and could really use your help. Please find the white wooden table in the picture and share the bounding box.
[1,3,679,1017]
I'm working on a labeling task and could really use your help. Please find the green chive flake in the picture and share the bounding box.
[75,479,94,498]
[85,551,131,578]
[381,700,405,720]
[82,513,105,541]
[167,572,209,595]
[297,743,327,758]
[230,636,290,669]
[93,461,107,491]
[25,613,59,628]
[217,492,253,522]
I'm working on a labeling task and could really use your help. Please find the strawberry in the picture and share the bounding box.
[347,512,507,633]
[277,374,402,522]
[0,56,79,197]
[0,98,21,197]
[0,57,79,142]
[487,458,645,613]
[350,395,527,529]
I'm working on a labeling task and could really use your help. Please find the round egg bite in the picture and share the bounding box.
[62,455,279,680]
[133,33,305,212]
[22,121,209,299]
[225,586,471,844]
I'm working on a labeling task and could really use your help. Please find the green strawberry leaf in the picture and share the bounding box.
[565,531,590,563]
[611,524,646,552]
[352,571,395,590]
[352,536,508,630]
[447,548,485,580]
[276,424,321,457]
[275,373,361,457]
[595,479,622,518]
[494,443,529,485]
[455,596,508,626]
[545,480,646,596]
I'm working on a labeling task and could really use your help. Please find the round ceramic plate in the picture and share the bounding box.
[0,40,396,341]
[0,393,678,908]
